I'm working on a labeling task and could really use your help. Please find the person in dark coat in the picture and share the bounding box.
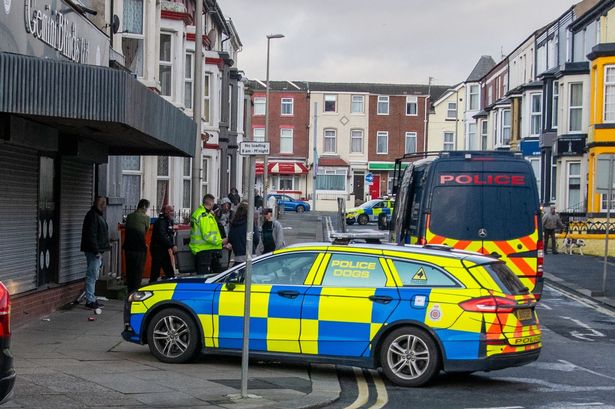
[228,202,259,266]
[149,205,177,283]
[123,199,150,293]
[80,196,111,309]
[228,188,241,207]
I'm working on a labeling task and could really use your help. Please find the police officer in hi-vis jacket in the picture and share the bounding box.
[189,194,228,275]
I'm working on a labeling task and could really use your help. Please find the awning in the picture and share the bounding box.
[256,162,309,175]
[368,162,409,171]
[0,52,195,157]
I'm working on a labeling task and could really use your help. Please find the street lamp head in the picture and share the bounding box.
[267,34,285,39]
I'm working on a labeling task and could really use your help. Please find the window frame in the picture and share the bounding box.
[323,128,337,154]
[446,102,457,119]
[280,128,294,154]
[281,98,294,116]
[121,0,145,77]
[480,119,488,150]
[121,156,142,210]
[443,132,455,151]
[156,156,170,209]
[469,84,479,110]
[404,132,417,154]
[253,127,265,142]
[350,129,364,154]
[351,95,365,114]
[201,156,209,197]
[377,96,390,115]
[566,160,581,211]
[182,158,191,209]
[501,109,511,145]
[552,80,559,129]
[405,96,418,116]
[324,94,337,113]
[529,92,542,136]
[376,131,389,154]
[203,72,212,124]
[604,66,615,123]
[315,167,347,192]
[159,32,174,98]
[569,82,583,132]
[253,96,266,116]
[184,52,194,109]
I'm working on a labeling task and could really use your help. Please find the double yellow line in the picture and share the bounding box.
[345,367,388,409]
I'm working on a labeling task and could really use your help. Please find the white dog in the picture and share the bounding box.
[562,237,585,255]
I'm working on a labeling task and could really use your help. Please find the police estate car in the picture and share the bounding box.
[346,199,394,225]
[122,242,541,387]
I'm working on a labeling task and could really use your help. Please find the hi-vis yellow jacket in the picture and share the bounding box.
[189,205,222,254]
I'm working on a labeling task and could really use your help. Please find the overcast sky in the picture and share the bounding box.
[221,0,574,86]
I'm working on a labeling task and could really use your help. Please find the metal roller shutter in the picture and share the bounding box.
[59,159,94,284]
[0,144,38,294]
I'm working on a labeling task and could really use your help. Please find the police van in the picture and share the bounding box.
[391,151,543,299]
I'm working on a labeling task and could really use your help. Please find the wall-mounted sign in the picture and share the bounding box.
[0,0,109,66]
[556,137,585,157]
[520,139,540,156]
[239,142,270,155]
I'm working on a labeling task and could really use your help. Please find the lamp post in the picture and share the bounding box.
[263,33,284,202]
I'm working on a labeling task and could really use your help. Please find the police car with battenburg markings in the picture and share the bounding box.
[122,234,541,387]
[345,199,394,226]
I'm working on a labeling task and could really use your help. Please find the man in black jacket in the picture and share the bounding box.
[80,196,111,309]
[149,205,177,283]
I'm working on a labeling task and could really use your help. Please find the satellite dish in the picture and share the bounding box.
[111,15,120,34]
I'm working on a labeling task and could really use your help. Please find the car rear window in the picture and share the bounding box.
[429,185,536,241]
[468,262,528,295]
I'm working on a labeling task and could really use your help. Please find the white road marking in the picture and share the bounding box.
[538,302,552,310]
[324,216,335,241]
[368,370,388,409]
[558,359,615,382]
[464,406,524,409]
[571,403,604,407]
[345,367,369,409]
[547,284,615,319]
[560,316,606,342]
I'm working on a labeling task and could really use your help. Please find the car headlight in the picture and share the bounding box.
[128,291,153,302]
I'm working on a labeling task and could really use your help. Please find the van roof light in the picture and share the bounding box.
[330,232,387,245]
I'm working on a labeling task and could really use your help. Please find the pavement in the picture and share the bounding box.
[7,211,338,409]
[543,252,615,308]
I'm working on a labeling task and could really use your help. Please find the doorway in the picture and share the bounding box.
[38,156,57,286]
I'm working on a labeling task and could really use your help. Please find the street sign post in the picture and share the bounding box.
[596,154,615,296]
[365,172,374,185]
[237,147,261,398]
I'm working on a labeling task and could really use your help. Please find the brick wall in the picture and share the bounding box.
[251,91,310,159]
[368,95,427,162]
[11,280,84,328]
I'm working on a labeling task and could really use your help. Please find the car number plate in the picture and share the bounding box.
[516,308,532,321]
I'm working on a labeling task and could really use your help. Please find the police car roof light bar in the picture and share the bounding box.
[330,232,387,245]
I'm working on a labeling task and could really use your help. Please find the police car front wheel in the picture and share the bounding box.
[148,308,199,363]
[380,327,440,387]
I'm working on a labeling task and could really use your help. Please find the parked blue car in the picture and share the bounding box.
[268,194,311,213]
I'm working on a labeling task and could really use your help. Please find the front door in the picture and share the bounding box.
[353,173,365,203]
[215,252,319,353]
[301,252,400,357]
[38,157,57,286]
[369,175,381,199]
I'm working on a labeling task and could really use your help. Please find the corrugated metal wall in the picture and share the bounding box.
[0,144,38,294]
[59,159,93,284]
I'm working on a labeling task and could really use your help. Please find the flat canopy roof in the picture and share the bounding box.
[0,52,195,156]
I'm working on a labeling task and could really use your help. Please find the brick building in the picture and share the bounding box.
[249,81,310,198]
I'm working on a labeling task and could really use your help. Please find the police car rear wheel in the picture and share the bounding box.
[148,308,199,363]
[358,214,369,225]
[380,327,440,387]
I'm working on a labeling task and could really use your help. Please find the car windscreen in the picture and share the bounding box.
[468,262,529,295]
[429,185,536,241]
[359,200,380,209]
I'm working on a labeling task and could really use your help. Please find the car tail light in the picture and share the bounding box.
[459,296,516,313]
[0,282,10,338]
[537,239,544,278]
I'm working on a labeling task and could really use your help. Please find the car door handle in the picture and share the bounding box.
[369,295,393,304]
[277,290,300,299]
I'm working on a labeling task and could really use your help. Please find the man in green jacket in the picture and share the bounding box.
[123,199,150,293]
[190,194,227,275]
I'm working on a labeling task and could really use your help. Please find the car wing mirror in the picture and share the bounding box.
[225,271,239,290]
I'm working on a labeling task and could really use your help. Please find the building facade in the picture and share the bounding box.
[427,84,465,152]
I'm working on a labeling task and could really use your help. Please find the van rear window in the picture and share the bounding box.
[429,185,535,241]
[469,262,528,295]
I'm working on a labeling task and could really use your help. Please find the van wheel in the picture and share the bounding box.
[148,308,199,363]
[358,214,369,225]
[380,327,440,387]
